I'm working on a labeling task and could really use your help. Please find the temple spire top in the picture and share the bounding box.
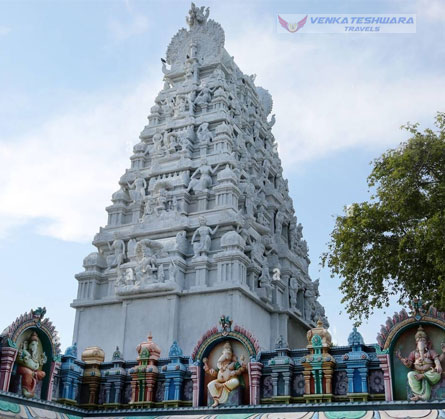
[186,3,210,28]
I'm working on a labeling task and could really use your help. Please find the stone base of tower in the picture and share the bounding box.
[72,286,309,361]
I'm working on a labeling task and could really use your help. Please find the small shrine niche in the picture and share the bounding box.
[376,304,445,401]
[189,315,261,407]
[0,307,61,401]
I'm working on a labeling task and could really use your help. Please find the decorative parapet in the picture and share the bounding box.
[80,346,105,408]
[129,333,161,406]
[302,319,336,403]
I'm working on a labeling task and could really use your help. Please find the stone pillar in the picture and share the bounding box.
[130,380,138,403]
[282,371,291,397]
[346,370,354,393]
[302,369,311,395]
[145,371,157,402]
[271,372,279,397]
[163,378,171,401]
[359,367,368,393]
[173,377,182,400]
[377,354,393,401]
[105,382,111,404]
[0,346,17,391]
[115,386,121,404]
[248,361,262,405]
[189,364,201,407]
[323,365,334,395]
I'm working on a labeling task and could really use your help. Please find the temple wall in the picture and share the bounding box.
[73,289,308,361]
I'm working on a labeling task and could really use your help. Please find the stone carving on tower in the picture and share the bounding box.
[72,3,326,360]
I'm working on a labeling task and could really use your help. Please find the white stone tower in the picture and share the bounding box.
[72,3,327,360]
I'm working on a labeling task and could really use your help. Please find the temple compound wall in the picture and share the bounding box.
[70,3,328,360]
[1,303,444,412]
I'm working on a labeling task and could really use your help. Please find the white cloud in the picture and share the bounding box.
[1,4,443,243]
[0,78,162,242]
[0,26,11,36]
[223,18,445,166]
[108,14,149,41]
[417,0,445,22]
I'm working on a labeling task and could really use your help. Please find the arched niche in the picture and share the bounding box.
[190,323,259,407]
[0,308,61,401]
[389,320,445,401]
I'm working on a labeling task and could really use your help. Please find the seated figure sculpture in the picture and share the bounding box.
[16,331,47,398]
[396,326,443,401]
[203,341,247,407]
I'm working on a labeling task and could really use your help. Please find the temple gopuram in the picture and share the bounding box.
[0,4,444,418]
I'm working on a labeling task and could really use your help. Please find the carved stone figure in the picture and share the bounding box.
[194,85,213,107]
[187,159,220,193]
[16,332,47,398]
[127,177,147,202]
[396,326,443,401]
[196,122,213,145]
[289,277,299,308]
[175,231,188,253]
[275,210,285,237]
[258,264,273,302]
[107,239,125,268]
[304,282,316,322]
[186,2,209,27]
[180,125,195,150]
[203,341,247,407]
[191,216,219,257]
[134,239,163,284]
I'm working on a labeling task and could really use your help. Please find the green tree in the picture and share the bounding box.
[322,112,445,323]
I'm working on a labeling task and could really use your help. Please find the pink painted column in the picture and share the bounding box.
[189,364,201,407]
[377,353,393,401]
[0,346,18,391]
[46,361,61,401]
[248,361,263,405]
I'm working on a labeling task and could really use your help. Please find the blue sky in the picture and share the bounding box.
[0,0,444,352]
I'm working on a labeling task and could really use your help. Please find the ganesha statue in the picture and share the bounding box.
[203,341,247,407]
[397,326,444,401]
[16,331,47,398]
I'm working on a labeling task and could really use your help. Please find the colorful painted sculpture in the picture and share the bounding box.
[396,326,443,401]
[203,341,247,407]
[16,332,47,398]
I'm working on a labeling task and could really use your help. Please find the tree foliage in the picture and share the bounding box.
[322,112,445,323]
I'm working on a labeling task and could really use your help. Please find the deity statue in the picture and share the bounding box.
[187,159,220,194]
[134,239,163,284]
[196,122,213,145]
[186,2,210,27]
[16,331,47,398]
[152,130,164,155]
[107,239,125,268]
[127,177,147,202]
[179,125,195,151]
[289,277,299,308]
[203,341,247,407]
[191,216,219,257]
[396,326,443,401]
[275,210,285,237]
[194,84,214,108]
[304,282,316,322]
[258,264,273,302]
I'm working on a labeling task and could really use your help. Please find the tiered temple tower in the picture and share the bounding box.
[72,3,327,361]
